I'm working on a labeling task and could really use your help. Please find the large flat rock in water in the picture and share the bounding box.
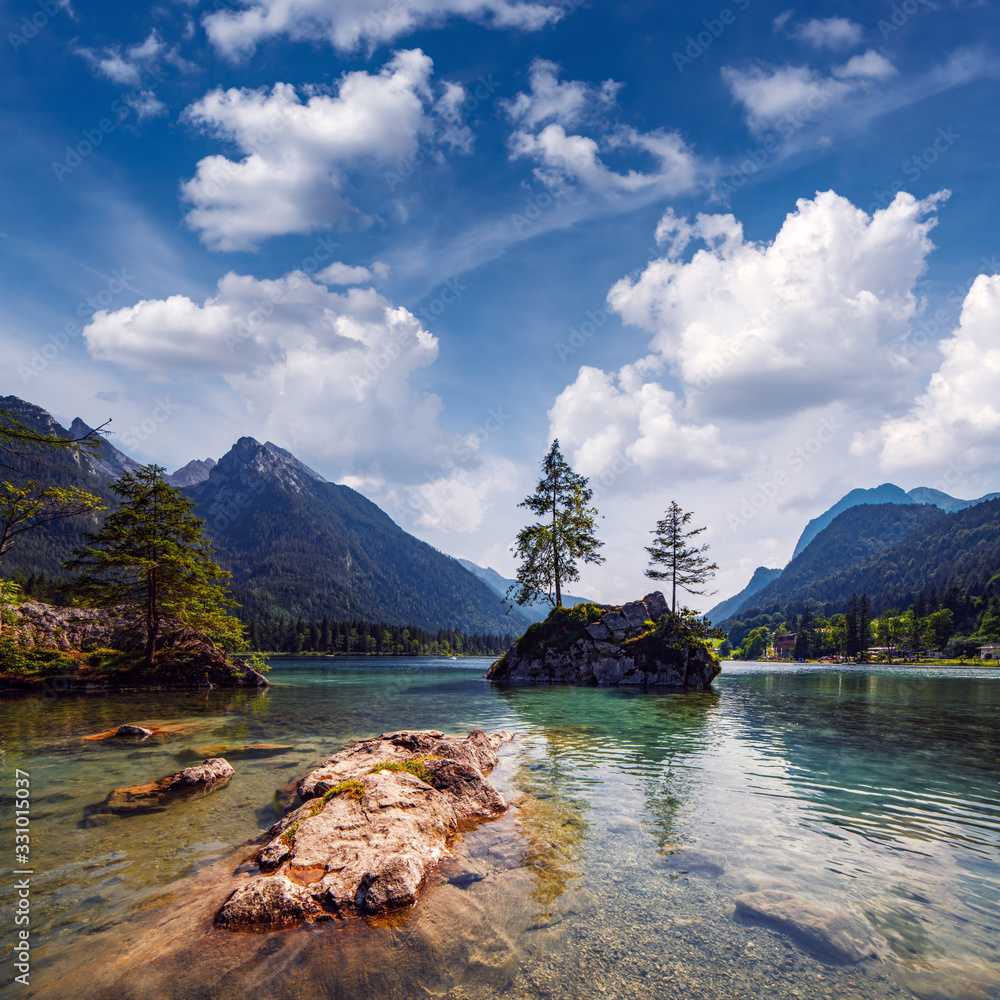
[216,728,514,931]
[734,889,879,964]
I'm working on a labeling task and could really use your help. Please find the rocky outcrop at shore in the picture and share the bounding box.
[2,600,268,690]
[87,757,235,817]
[486,592,721,689]
[215,728,514,930]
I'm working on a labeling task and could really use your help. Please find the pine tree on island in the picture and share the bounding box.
[507,439,604,610]
[644,501,719,614]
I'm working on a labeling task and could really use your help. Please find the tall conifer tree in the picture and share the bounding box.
[66,465,243,667]
[508,440,604,609]
[644,501,719,613]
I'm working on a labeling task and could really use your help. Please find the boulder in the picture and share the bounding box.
[621,602,650,628]
[88,757,235,817]
[215,729,514,931]
[601,612,629,631]
[733,889,879,964]
[898,959,1000,1000]
[110,724,153,739]
[486,592,720,690]
[644,592,669,618]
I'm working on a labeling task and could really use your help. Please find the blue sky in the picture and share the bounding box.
[3,0,1000,606]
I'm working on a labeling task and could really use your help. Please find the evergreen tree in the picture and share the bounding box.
[644,501,719,613]
[509,440,604,608]
[845,594,859,660]
[0,481,106,566]
[858,594,872,661]
[65,465,243,668]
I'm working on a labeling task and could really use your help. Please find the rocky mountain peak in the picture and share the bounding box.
[166,458,216,488]
[211,437,326,494]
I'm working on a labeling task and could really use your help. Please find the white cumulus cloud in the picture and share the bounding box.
[82,270,446,479]
[203,0,564,59]
[506,61,699,198]
[180,49,468,250]
[853,274,1000,470]
[549,361,748,479]
[834,50,897,80]
[316,261,382,285]
[608,189,948,420]
[722,64,852,135]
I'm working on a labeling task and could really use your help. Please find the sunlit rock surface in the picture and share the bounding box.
[216,729,514,929]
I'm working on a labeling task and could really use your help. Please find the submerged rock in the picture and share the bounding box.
[657,847,727,875]
[899,959,1000,1000]
[215,728,514,931]
[734,889,879,964]
[486,592,720,690]
[88,757,235,817]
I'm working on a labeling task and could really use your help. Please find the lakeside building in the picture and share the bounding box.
[978,644,1000,660]
[774,633,796,659]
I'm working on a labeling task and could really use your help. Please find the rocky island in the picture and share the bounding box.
[486,591,720,689]
[216,728,514,930]
[0,599,268,691]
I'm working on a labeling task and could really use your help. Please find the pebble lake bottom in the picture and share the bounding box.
[1,659,998,1000]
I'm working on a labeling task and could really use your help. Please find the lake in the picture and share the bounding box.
[2,658,999,999]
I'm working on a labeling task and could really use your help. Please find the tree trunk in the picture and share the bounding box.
[671,539,677,614]
[552,480,562,608]
[145,564,158,669]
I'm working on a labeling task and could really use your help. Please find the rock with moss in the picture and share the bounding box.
[0,599,267,690]
[485,591,721,689]
[215,728,514,930]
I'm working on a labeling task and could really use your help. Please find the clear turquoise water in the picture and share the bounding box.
[1,659,998,999]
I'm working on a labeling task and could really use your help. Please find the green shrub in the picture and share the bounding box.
[0,640,78,675]
[515,602,606,658]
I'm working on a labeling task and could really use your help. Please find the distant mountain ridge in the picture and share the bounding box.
[457,558,590,624]
[188,438,529,633]
[791,482,1000,558]
[166,458,216,488]
[705,566,782,623]
[733,502,947,619]
[0,397,528,635]
[722,498,1000,628]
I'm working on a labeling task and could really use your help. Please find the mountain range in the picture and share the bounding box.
[0,396,529,635]
[457,558,590,624]
[711,484,1000,629]
[790,482,1000,559]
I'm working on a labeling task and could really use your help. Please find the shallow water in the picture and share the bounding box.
[1,659,998,999]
